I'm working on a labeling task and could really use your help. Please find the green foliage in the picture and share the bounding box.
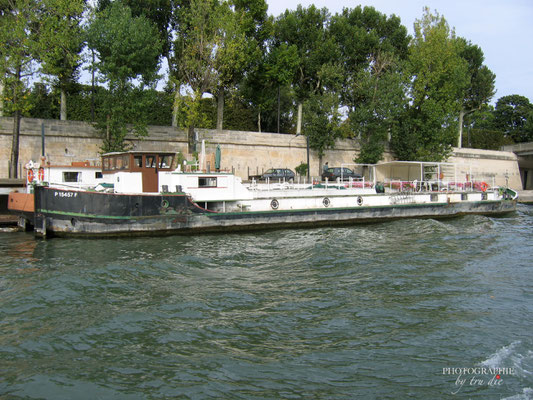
[25,83,56,119]
[87,3,162,84]
[303,92,341,157]
[460,104,512,150]
[391,8,469,161]
[295,163,308,176]
[459,40,495,111]
[273,5,337,102]
[0,0,42,177]
[223,94,256,131]
[122,0,174,61]
[86,2,163,152]
[465,128,514,150]
[494,95,533,143]
[330,6,409,164]
[8,1,533,166]
[37,0,85,87]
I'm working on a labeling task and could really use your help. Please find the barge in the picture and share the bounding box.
[8,151,518,237]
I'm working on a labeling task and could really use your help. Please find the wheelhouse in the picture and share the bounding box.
[102,151,175,193]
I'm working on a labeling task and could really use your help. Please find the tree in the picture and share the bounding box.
[171,0,223,151]
[456,39,496,147]
[494,95,533,143]
[462,104,512,150]
[391,8,469,161]
[242,41,299,132]
[349,54,407,164]
[212,1,250,131]
[86,2,162,152]
[330,6,409,163]
[303,91,341,171]
[0,0,41,178]
[123,0,174,64]
[273,5,338,134]
[38,0,85,121]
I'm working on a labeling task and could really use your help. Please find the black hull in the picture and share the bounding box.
[32,186,517,238]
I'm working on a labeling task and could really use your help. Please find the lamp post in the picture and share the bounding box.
[306,134,310,181]
[291,132,310,182]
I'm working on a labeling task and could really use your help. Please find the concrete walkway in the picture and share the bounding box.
[517,190,533,204]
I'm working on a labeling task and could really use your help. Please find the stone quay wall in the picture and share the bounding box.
[0,116,522,189]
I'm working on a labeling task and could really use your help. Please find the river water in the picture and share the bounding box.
[1,206,532,399]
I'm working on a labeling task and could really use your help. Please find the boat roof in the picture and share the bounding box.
[376,160,456,167]
[102,151,176,156]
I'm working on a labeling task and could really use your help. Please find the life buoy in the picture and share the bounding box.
[270,199,279,210]
[27,169,34,182]
[38,167,45,181]
[323,197,330,207]
[480,182,488,192]
[357,196,363,206]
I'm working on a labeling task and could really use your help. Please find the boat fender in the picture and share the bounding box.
[270,199,279,210]
[323,197,330,207]
[480,182,488,192]
[161,199,169,209]
[38,167,45,181]
[27,169,34,182]
[357,196,363,206]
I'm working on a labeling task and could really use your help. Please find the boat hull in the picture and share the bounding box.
[32,186,517,237]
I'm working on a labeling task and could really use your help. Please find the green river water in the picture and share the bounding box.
[1,206,532,399]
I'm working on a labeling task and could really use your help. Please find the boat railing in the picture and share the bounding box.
[384,177,497,193]
[247,176,498,193]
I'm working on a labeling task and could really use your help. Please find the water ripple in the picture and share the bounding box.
[1,211,532,399]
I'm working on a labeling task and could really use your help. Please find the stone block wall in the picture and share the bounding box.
[0,117,523,189]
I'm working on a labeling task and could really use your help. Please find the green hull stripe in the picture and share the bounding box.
[37,200,507,220]
[38,209,141,220]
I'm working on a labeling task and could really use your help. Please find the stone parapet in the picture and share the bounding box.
[0,117,523,188]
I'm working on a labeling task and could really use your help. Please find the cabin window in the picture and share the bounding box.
[145,156,156,168]
[116,156,123,170]
[95,172,103,179]
[123,155,130,169]
[159,155,171,169]
[63,171,79,183]
[103,158,110,170]
[108,157,116,170]
[199,177,217,187]
[134,156,142,168]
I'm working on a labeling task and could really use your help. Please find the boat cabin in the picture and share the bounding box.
[102,151,175,193]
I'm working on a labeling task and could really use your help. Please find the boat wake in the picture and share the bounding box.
[480,341,533,400]
[480,341,533,378]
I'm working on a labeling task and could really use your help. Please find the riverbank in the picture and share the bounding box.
[518,190,533,204]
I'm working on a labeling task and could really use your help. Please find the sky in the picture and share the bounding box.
[265,0,533,105]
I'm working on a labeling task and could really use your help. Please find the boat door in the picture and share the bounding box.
[141,154,158,192]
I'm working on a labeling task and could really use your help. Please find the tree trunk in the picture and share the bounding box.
[60,87,67,121]
[277,85,281,133]
[257,110,261,133]
[296,103,303,135]
[188,125,195,154]
[172,84,180,127]
[91,49,95,122]
[216,89,224,131]
[9,66,22,179]
[0,80,4,117]
[457,109,464,148]
[10,110,21,179]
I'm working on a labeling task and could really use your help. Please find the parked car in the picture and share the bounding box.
[260,168,295,181]
[321,167,362,181]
